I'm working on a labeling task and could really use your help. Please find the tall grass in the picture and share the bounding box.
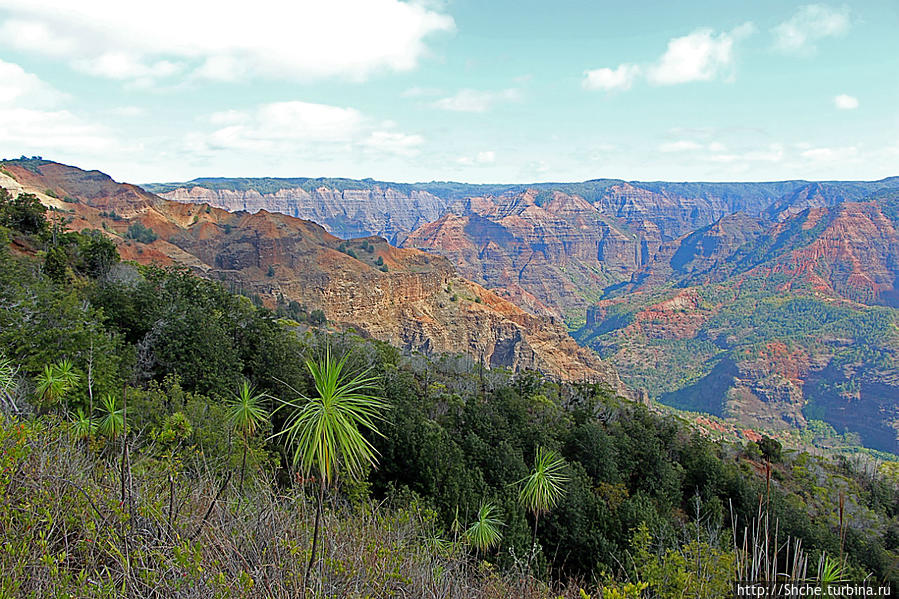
[0,414,587,598]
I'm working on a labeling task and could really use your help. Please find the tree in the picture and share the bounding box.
[516,446,569,555]
[271,346,387,582]
[43,245,68,282]
[125,222,157,244]
[465,502,503,556]
[0,190,47,235]
[226,380,270,490]
[97,394,124,440]
[756,436,782,463]
[77,231,119,278]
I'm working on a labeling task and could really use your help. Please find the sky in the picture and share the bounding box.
[0,0,896,184]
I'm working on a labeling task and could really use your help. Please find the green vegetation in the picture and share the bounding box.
[0,188,47,235]
[466,502,504,555]
[576,280,899,452]
[226,381,270,489]
[272,347,387,579]
[125,221,158,244]
[517,446,568,567]
[1,204,898,595]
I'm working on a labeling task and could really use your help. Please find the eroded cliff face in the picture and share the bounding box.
[595,183,732,238]
[576,196,899,451]
[402,190,667,323]
[1,160,627,390]
[150,176,893,329]
[159,185,449,244]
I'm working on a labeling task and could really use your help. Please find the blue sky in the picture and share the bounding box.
[0,0,896,184]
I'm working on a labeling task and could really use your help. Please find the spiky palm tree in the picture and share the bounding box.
[71,408,96,441]
[465,502,503,557]
[97,394,124,440]
[516,446,569,554]
[35,364,64,408]
[270,346,387,582]
[35,359,80,412]
[226,380,270,490]
[54,359,81,390]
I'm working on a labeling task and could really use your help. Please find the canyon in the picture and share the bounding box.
[147,170,899,452]
[0,159,627,391]
[7,158,899,451]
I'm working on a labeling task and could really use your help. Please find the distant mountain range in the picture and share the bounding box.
[145,175,899,241]
[7,158,899,452]
[146,171,899,453]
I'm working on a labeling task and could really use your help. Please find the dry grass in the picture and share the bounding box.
[0,415,587,598]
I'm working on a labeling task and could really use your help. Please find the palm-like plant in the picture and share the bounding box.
[516,446,569,552]
[819,555,846,585]
[465,502,503,556]
[270,346,387,582]
[35,364,64,407]
[34,359,80,411]
[97,394,124,440]
[0,354,17,412]
[54,359,81,390]
[71,408,96,441]
[226,380,270,490]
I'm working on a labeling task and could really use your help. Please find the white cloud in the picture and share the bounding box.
[0,59,118,156]
[647,23,754,85]
[0,0,455,84]
[800,145,858,161]
[206,110,248,126]
[706,143,784,163]
[110,106,144,117]
[833,94,859,109]
[772,4,850,54]
[582,63,640,91]
[360,131,424,157]
[457,150,496,166]
[188,100,423,159]
[432,88,520,112]
[0,58,64,108]
[195,102,364,153]
[401,86,442,98]
[584,23,753,92]
[0,108,117,154]
[74,53,182,81]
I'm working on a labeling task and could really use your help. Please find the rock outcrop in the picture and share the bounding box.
[155,183,449,244]
[401,189,668,323]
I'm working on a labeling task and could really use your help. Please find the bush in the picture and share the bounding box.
[0,189,48,235]
[125,222,158,244]
[76,230,119,278]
